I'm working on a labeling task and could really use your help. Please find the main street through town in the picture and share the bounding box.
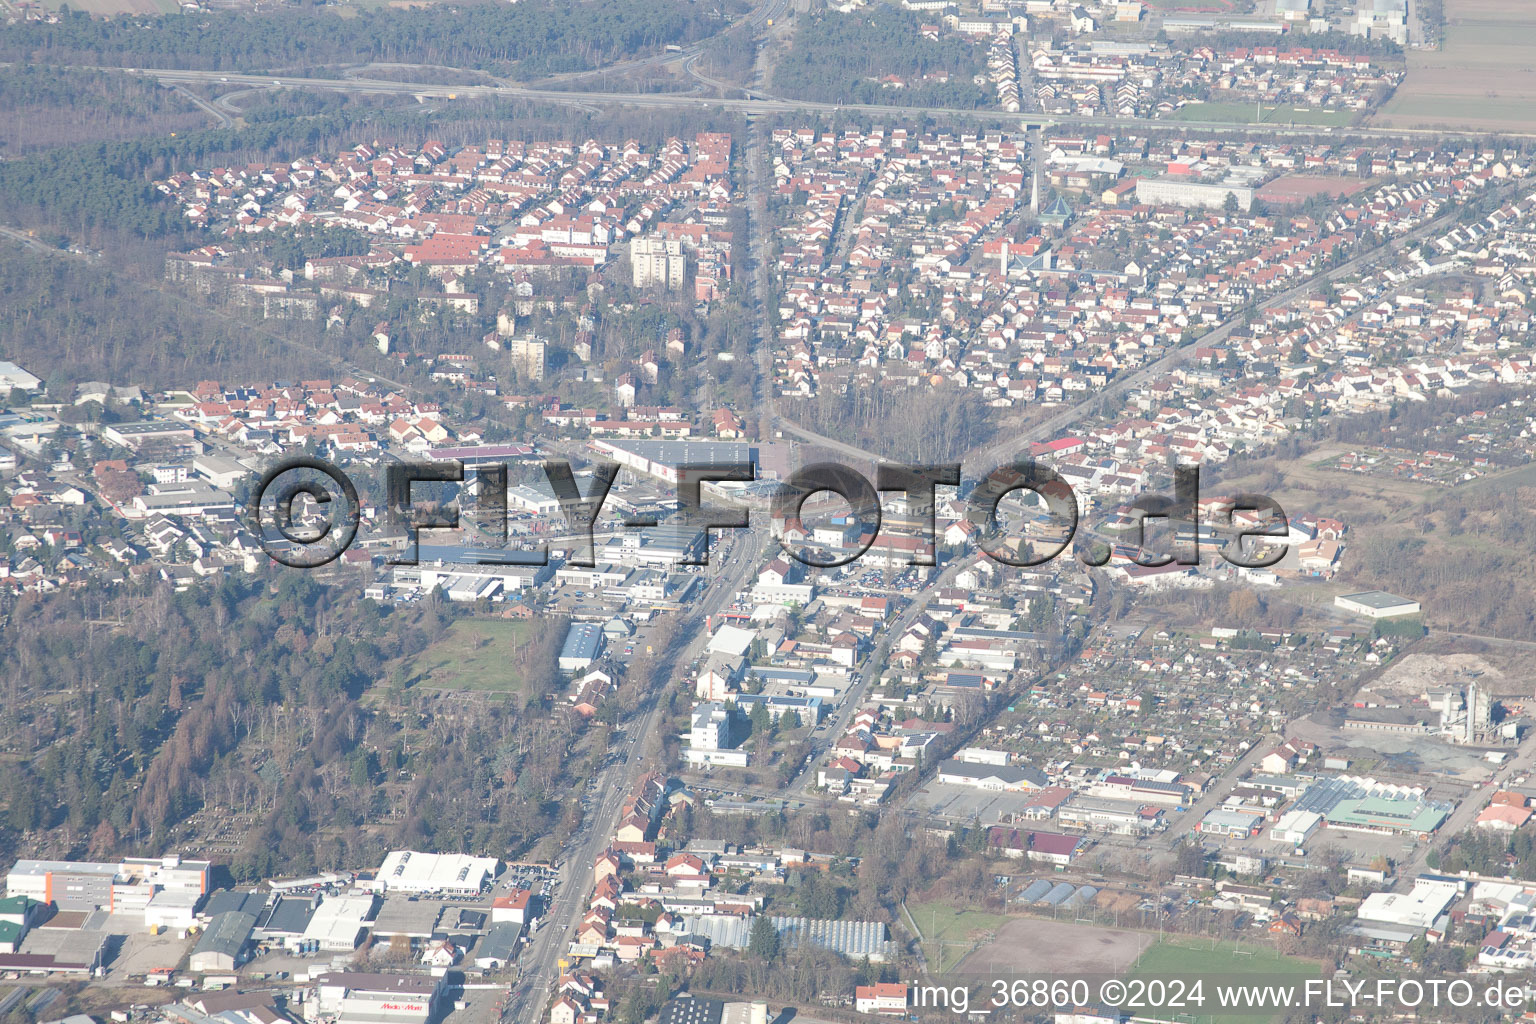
[501,528,767,1024]
[37,35,1522,1021]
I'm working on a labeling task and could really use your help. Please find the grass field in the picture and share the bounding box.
[1167,102,1355,127]
[1130,939,1323,1024]
[908,901,1011,973]
[1375,0,1536,131]
[398,618,539,695]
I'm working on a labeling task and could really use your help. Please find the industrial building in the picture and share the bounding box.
[383,552,552,604]
[936,759,1048,791]
[307,972,445,1024]
[1357,878,1461,930]
[559,623,605,673]
[6,855,210,913]
[1090,774,1191,806]
[367,852,499,896]
[1334,591,1420,619]
[1289,776,1451,839]
[189,911,257,972]
[474,921,523,969]
[587,438,758,488]
[0,362,41,393]
[1196,808,1265,838]
[986,827,1088,865]
[1352,0,1408,43]
[1135,177,1255,212]
[0,931,105,976]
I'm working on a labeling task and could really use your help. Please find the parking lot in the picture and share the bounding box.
[908,781,1041,824]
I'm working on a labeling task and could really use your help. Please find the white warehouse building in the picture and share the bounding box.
[365,852,498,895]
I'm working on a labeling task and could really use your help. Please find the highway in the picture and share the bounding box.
[103,65,1536,143]
[526,0,788,91]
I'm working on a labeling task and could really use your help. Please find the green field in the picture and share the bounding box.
[1373,0,1536,131]
[1130,939,1323,1024]
[1167,102,1355,126]
[399,618,539,695]
[907,901,1011,973]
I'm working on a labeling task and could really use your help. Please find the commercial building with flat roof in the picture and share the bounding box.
[1291,775,1450,838]
[1136,177,1254,212]
[103,421,198,449]
[1335,591,1421,619]
[368,851,498,895]
[309,971,444,1024]
[936,759,1048,791]
[304,894,377,952]
[1358,878,1460,929]
[7,855,209,913]
[589,439,758,486]
[1197,809,1265,838]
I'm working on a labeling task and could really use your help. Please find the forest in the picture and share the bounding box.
[0,64,208,157]
[0,575,580,881]
[797,379,996,463]
[0,0,743,77]
[770,8,993,110]
[0,247,337,392]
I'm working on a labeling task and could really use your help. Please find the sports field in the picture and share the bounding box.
[1376,0,1536,132]
[909,901,1012,973]
[1130,938,1323,1024]
[953,917,1157,976]
[949,920,1323,1023]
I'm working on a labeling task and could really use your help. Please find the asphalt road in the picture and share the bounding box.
[98,65,1536,143]
[782,552,982,794]
[501,527,767,1024]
